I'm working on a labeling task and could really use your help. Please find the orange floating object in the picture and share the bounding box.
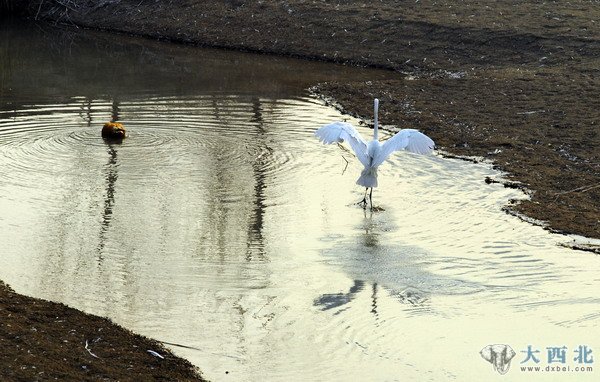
[101,122,126,140]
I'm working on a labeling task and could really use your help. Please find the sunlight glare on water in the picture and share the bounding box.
[1,21,599,382]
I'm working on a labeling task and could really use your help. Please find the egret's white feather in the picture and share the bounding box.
[371,129,435,167]
[315,121,370,167]
[315,98,435,208]
[357,167,378,188]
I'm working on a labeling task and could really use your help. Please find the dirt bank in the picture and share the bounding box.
[0,281,206,381]
[24,0,599,239]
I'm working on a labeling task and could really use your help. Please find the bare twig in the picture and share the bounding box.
[85,340,100,359]
[35,0,45,20]
[335,143,352,175]
[341,155,349,175]
[147,350,165,359]
[53,0,78,12]
[554,183,600,199]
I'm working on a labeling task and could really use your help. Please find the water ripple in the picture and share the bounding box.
[2,91,600,382]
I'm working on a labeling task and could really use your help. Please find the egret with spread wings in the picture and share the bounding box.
[315,98,435,209]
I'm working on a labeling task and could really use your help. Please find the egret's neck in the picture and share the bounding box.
[373,98,379,141]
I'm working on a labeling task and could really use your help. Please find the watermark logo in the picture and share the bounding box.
[480,344,516,375]
[520,345,594,373]
[481,344,595,375]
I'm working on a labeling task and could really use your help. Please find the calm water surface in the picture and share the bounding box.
[1,21,599,381]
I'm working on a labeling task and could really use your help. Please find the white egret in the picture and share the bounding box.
[315,98,435,209]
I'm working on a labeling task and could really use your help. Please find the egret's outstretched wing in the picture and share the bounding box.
[372,128,435,167]
[315,122,369,167]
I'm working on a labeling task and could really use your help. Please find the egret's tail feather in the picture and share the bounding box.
[357,167,378,188]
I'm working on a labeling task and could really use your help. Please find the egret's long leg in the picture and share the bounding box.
[357,188,369,208]
[369,188,373,210]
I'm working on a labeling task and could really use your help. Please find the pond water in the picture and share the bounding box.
[1,21,599,381]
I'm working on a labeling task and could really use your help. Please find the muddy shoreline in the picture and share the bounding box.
[0,281,206,381]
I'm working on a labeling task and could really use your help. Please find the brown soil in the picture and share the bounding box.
[1,0,599,380]
[0,281,205,381]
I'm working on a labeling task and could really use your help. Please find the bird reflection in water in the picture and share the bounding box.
[313,280,367,312]
[313,216,380,314]
[314,214,429,314]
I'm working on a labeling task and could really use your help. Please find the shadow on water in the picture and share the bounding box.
[247,97,267,261]
[98,100,122,258]
[315,213,484,314]
[199,96,270,266]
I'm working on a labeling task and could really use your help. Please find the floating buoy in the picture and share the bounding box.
[101,122,126,140]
